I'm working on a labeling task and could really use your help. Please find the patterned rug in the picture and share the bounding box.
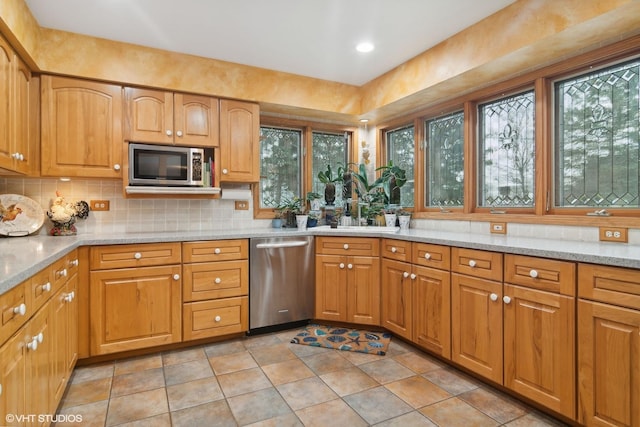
[290,324,392,355]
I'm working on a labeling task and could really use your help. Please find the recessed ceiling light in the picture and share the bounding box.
[356,42,374,53]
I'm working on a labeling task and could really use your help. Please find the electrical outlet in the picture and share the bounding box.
[234,201,249,210]
[599,227,628,243]
[90,200,110,211]
[490,222,507,234]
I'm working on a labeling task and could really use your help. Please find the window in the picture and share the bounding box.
[385,125,415,208]
[311,131,350,206]
[555,59,640,209]
[478,91,536,209]
[258,127,302,209]
[425,111,464,208]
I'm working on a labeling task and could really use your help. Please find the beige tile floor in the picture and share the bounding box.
[54,327,569,426]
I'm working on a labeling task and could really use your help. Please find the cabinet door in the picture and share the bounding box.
[0,36,13,172]
[578,300,640,427]
[347,256,380,326]
[90,265,182,355]
[26,303,51,423]
[451,273,502,383]
[41,76,123,178]
[413,265,451,358]
[174,93,219,147]
[381,258,412,339]
[315,255,347,322]
[504,284,575,419]
[124,87,173,144]
[219,99,259,182]
[12,57,32,175]
[0,328,27,426]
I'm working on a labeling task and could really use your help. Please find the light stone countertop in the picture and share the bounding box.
[1,226,639,295]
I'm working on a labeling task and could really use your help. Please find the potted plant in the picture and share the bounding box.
[272,209,284,228]
[276,197,304,228]
[317,164,344,205]
[397,209,411,229]
[306,191,323,211]
[307,210,320,227]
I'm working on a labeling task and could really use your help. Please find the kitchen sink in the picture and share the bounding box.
[314,225,399,233]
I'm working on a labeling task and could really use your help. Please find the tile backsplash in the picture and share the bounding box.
[0,177,269,235]
[1,177,637,244]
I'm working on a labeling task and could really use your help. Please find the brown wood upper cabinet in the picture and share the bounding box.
[0,34,34,175]
[219,99,259,182]
[41,75,123,178]
[125,87,219,147]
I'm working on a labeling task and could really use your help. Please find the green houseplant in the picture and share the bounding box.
[317,164,344,205]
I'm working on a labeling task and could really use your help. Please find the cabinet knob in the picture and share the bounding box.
[424,253,431,260]
[176,130,183,137]
[529,269,538,278]
[215,278,221,284]
[403,271,410,278]
[134,252,142,259]
[27,336,38,351]
[410,273,417,280]
[503,295,512,304]
[64,291,75,303]
[222,168,229,174]
[166,130,173,136]
[36,332,43,343]
[214,248,221,254]
[343,244,349,250]
[113,164,121,171]
[214,315,221,322]
[173,274,180,281]
[468,260,477,268]
[41,282,51,292]
[339,263,345,269]
[69,259,79,267]
[57,268,68,278]
[391,247,397,253]
[490,293,498,302]
[12,152,24,161]
[347,263,353,269]
[13,303,26,316]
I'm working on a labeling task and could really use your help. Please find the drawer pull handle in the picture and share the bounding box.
[490,293,498,302]
[529,269,538,278]
[57,268,68,278]
[503,295,512,304]
[347,263,353,269]
[468,260,477,268]
[27,337,38,351]
[173,274,180,281]
[403,271,410,278]
[391,247,397,253]
[214,248,221,254]
[166,129,173,136]
[13,303,26,316]
[339,263,345,269]
[176,130,183,137]
[69,259,79,267]
[42,282,51,292]
[215,278,222,284]
[424,253,431,260]
[134,252,142,260]
[410,273,417,280]
[113,164,121,171]
[343,244,349,250]
[214,315,221,322]
[64,292,75,303]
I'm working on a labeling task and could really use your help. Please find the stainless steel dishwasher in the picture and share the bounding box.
[249,235,314,333]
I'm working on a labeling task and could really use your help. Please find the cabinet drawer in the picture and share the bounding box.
[505,255,576,296]
[0,280,28,344]
[578,263,640,310]
[451,247,502,281]
[183,296,248,341]
[90,243,181,270]
[183,260,248,302]
[413,243,450,271]
[29,267,54,314]
[316,237,379,256]
[381,239,411,262]
[183,240,248,263]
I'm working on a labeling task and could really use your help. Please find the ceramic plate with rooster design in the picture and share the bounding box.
[0,194,44,237]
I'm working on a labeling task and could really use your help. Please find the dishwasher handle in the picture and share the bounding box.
[255,241,309,249]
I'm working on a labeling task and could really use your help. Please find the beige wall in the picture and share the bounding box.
[2,0,640,124]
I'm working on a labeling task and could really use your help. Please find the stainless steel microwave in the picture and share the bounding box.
[128,143,204,187]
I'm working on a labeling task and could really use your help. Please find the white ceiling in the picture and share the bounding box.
[25,0,516,86]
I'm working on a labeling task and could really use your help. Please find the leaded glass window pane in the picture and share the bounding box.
[555,59,640,208]
[425,111,464,207]
[312,131,349,205]
[479,91,535,208]
[259,127,302,208]
[386,125,414,207]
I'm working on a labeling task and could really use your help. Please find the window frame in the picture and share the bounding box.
[254,117,357,219]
